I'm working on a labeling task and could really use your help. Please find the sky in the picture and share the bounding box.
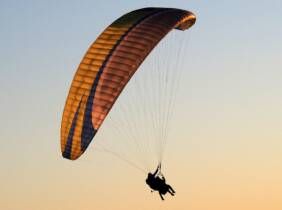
[1,0,282,210]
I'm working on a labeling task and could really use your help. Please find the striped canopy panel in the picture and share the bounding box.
[61,7,196,160]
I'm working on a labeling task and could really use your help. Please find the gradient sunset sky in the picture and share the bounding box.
[1,0,282,210]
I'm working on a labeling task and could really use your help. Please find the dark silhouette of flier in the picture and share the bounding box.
[146,164,175,200]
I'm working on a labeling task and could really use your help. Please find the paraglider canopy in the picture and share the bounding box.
[60,7,196,160]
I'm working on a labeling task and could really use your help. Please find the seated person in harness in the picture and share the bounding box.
[145,164,175,200]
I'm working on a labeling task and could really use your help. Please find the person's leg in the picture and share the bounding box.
[168,185,175,193]
[159,192,164,200]
[167,185,175,195]
[168,190,174,196]
[163,185,173,195]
